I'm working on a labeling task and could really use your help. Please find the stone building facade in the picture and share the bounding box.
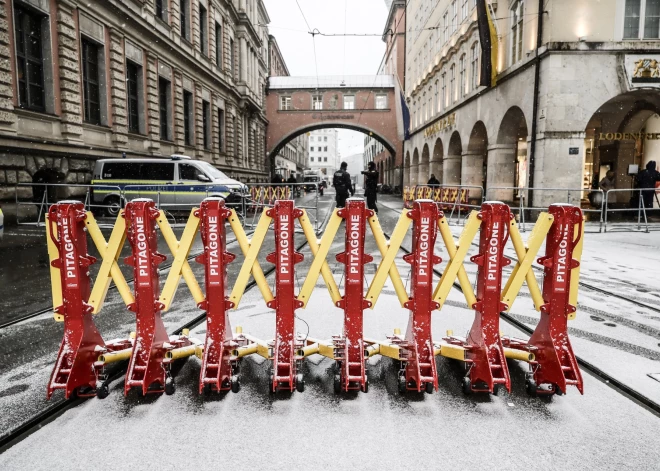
[404,0,660,206]
[0,0,272,207]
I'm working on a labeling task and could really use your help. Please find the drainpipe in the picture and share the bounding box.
[400,2,407,192]
[527,0,545,207]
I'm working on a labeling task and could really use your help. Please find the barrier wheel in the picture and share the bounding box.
[96,384,109,400]
[165,379,175,396]
[462,377,472,395]
[269,374,275,394]
[525,379,537,397]
[203,383,213,396]
[398,375,407,394]
[296,374,305,393]
[425,382,434,394]
[231,375,240,394]
[363,378,369,394]
[492,384,500,396]
[334,374,341,394]
[554,384,564,396]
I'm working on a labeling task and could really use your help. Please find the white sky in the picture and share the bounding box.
[264,0,390,160]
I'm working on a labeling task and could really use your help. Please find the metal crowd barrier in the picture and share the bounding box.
[244,182,321,231]
[604,188,660,233]
[44,197,586,399]
[403,184,484,225]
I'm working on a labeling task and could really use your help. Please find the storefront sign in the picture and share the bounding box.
[599,132,660,141]
[423,113,456,138]
[568,147,579,155]
[625,55,660,88]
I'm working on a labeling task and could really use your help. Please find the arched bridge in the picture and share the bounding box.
[266,75,403,176]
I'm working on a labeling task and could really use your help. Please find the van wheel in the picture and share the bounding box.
[103,196,122,217]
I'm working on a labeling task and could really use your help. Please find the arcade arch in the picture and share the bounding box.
[419,144,430,185]
[490,106,528,201]
[444,131,463,185]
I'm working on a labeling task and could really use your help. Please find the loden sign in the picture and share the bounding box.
[599,132,660,141]
[423,113,456,138]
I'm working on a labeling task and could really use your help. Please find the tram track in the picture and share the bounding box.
[377,201,660,418]
[0,204,334,453]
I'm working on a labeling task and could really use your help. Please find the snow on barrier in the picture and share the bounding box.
[44,197,584,399]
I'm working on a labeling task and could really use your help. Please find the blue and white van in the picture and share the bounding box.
[91,155,246,216]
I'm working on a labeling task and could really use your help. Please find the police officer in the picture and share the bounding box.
[333,162,354,208]
[361,161,379,213]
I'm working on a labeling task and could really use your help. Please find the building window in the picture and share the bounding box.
[183,90,193,146]
[202,100,210,149]
[461,0,469,21]
[324,146,328,151]
[199,3,208,55]
[324,157,327,162]
[180,0,190,40]
[217,108,225,151]
[470,42,480,90]
[343,95,355,110]
[81,38,101,125]
[310,156,314,162]
[126,61,140,133]
[230,38,235,77]
[310,146,314,152]
[510,1,524,65]
[215,23,222,67]
[459,54,466,98]
[450,64,456,103]
[313,95,323,109]
[451,0,458,32]
[155,0,168,22]
[441,73,446,110]
[375,94,387,109]
[14,5,45,111]
[443,11,449,42]
[324,136,327,141]
[625,0,660,38]
[280,96,291,110]
[158,77,171,140]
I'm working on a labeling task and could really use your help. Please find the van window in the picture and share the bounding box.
[179,163,205,180]
[140,162,174,181]
[102,162,135,179]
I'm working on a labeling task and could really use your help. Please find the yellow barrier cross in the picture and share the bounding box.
[228,208,274,307]
[297,209,342,308]
[365,210,412,307]
[158,210,205,311]
[433,211,481,309]
[86,212,134,315]
[501,214,554,312]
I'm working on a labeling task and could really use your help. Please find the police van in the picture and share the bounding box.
[91,155,246,216]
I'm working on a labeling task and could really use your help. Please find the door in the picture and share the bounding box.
[176,162,210,208]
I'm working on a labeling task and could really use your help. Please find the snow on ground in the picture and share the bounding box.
[1,281,659,470]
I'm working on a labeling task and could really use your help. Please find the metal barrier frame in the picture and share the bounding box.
[404,184,485,225]
[244,182,320,231]
[604,188,660,233]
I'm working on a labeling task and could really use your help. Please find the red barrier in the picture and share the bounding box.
[196,198,239,394]
[46,202,102,399]
[123,199,192,396]
[266,200,305,392]
[458,202,512,395]
[334,198,373,393]
[397,200,442,393]
[529,204,584,395]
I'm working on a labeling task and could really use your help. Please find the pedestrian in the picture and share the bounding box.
[636,160,660,208]
[599,170,616,192]
[333,162,354,208]
[271,173,283,184]
[361,161,379,213]
[427,174,440,186]
[286,173,298,197]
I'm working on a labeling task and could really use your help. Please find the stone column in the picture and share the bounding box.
[442,153,462,185]
[57,0,83,144]
[532,133,584,206]
[192,0,200,51]
[417,159,429,186]
[461,150,484,198]
[430,158,443,183]
[171,0,181,37]
[226,105,234,164]
[209,5,217,67]
[486,144,516,201]
[0,0,16,133]
[146,52,160,154]
[239,38,247,83]
[643,114,660,168]
[194,82,204,156]
[173,70,185,151]
[409,163,419,186]
[109,29,128,149]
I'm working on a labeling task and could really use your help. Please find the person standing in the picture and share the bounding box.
[286,173,298,197]
[333,162,354,208]
[361,161,379,213]
[427,174,440,185]
[636,161,660,208]
[599,170,616,192]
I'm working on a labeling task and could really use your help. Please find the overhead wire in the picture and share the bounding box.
[294,0,320,90]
